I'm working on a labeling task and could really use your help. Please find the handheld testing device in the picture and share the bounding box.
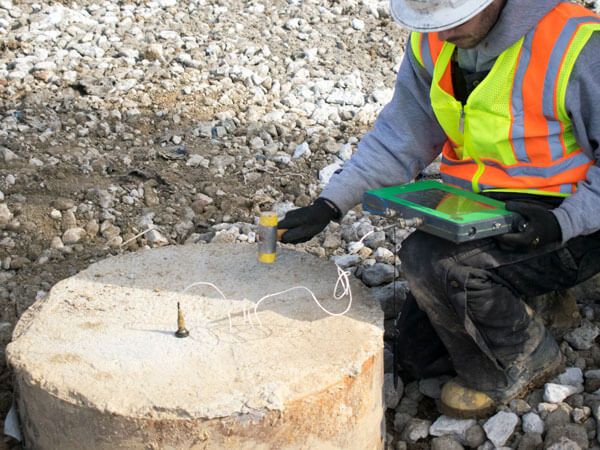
[362,180,521,243]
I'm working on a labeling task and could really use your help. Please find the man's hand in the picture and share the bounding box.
[278,198,341,244]
[495,200,562,251]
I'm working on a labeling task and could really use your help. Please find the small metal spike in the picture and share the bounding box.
[175,301,189,338]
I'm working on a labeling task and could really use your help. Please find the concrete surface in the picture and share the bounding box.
[7,243,384,449]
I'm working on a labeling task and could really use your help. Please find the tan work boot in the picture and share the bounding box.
[439,380,496,418]
[439,330,564,419]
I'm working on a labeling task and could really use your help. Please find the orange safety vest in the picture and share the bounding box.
[411,3,600,196]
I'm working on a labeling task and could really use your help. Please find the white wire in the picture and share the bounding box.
[182,281,233,332]
[180,265,353,331]
[252,264,352,328]
[104,225,157,250]
[243,305,255,329]
[119,226,156,248]
[357,229,374,245]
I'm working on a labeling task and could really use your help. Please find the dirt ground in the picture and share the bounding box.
[0,86,377,446]
[2,0,600,448]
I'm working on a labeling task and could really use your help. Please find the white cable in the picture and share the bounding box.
[104,225,157,250]
[182,282,232,332]
[252,264,352,328]
[181,265,353,332]
[119,226,156,248]
[243,305,255,329]
[357,229,374,245]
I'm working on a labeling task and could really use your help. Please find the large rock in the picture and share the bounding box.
[483,411,519,448]
[429,415,475,445]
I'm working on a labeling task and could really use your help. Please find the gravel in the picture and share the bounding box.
[2,0,600,449]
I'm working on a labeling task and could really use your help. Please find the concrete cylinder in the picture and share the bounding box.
[7,243,384,449]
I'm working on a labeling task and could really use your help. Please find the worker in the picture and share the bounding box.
[278,0,600,418]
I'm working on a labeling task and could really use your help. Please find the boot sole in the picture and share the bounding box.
[437,398,496,419]
[437,353,565,419]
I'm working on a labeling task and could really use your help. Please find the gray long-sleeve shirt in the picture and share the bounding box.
[321,0,600,242]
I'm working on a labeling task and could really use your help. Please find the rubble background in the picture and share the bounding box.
[1,0,600,448]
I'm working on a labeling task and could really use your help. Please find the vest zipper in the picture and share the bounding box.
[459,107,465,133]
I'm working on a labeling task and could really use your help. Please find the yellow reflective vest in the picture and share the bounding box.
[410,2,600,196]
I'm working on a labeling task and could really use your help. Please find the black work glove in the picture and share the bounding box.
[278,198,341,244]
[495,200,562,251]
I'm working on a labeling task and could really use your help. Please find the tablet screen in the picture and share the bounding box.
[394,189,496,217]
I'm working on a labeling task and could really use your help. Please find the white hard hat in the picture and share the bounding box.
[389,0,495,32]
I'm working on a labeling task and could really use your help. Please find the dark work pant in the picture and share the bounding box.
[398,229,600,391]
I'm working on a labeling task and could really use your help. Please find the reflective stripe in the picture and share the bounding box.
[555,22,600,122]
[441,162,579,195]
[410,32,444,76]
[543,17,600,161]
[510,32,534,163]
[544,22,570,162]
[440,173,478,191]
[421,34,434,75]
[442,150,592,178]
[443,173,586,197]
[441,173,501,192]
[500,152,591,178]
[560,183,574,195]
[410,32,425,68]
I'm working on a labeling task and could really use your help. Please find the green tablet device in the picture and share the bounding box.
[362,181,519,243]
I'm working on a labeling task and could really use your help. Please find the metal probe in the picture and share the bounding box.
[175,302,189,338]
